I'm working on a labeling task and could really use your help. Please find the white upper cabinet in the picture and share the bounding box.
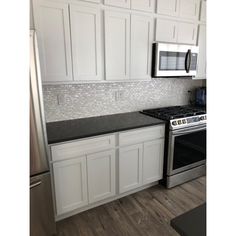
[177,22,198,45]
[196,24,206,79]
[70,4,102,81]
[200,0,206,22]
[119,144,143,193]
[87,150,116,203]
[130,14,153,79]
[104,11,130,80]
[156,19,197,45]
[81,0,100,3]
[156,18,177,43]
[179,0,200,20]
[143,139,164,184]
[131,0,155,12]
[104,0,131,9]
[32,0,73,82]
[156,0,179,17]
[53,156,88,215]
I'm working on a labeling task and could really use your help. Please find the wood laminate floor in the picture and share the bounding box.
[56,176,206,236]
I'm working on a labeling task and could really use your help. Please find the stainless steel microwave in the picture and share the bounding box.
[152,42,199,78]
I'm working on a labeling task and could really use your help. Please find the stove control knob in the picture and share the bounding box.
[177,120,182,125]
[172,121,177,126]
[182,119,186,124]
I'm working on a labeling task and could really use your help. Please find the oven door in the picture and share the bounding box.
[167,124,206,176]
[153,43,199,77]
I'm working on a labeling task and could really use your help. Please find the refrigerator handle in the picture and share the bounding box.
[30,180,42,189]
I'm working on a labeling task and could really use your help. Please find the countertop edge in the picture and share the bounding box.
[47,121,166,145]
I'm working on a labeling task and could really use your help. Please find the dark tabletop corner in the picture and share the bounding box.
[46,111,166,144]
[171,203,206,236]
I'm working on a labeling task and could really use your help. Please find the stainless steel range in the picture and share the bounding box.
[142,106,206,188]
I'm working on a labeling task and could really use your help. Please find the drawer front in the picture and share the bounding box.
[119,125,165,146]
[51,134,115,161]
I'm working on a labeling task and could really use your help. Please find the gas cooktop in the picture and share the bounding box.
[142,105,206,130]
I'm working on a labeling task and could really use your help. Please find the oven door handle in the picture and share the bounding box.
[172,124,206,136]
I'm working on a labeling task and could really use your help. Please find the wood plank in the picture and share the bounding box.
[56,177,206,236]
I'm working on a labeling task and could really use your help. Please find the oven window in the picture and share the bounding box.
[173,130,206,170]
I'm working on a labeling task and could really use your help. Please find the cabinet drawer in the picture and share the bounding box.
[51,134,115,161]
[119,125,165,146]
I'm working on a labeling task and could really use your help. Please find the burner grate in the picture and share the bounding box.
[142,105,206,121]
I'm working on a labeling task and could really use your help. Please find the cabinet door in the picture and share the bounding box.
[156,0,178,17]
[81,0,100,3]
[53,156,88,215]
[119,144,143,193]
[32,0,73,82]
[104,0,131,9]
[70,4,102,81]
[196,25,206,79]
[200,0,206,22]
[130,14,153,80]
[87,150,116,203]
[131,0,155,12]
[177,22,198,45]
[143,139,164,184]
[156,18,177,43]
[179,0,200,20]
[105,11,130,80]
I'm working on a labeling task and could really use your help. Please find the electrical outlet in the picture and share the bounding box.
[114,90,125,101]
[118,90,125,100]
[57,94,66,105]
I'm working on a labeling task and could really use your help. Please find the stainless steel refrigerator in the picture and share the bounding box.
[30,30,56,236]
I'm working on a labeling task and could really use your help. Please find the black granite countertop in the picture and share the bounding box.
[46,112,165,144]
[171,203,206,236]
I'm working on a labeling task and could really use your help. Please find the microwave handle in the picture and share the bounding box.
[185,49,192,73]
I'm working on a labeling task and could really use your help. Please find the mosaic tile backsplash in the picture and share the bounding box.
[43,78,204,122]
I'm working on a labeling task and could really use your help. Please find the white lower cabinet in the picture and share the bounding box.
[51,125,165,218]
[53,156,88,215]
[119,144,143,193]
[143,139,164,184]
[119,138,165,194]
[87,150,116,203]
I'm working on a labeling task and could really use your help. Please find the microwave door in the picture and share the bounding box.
[157,51,188,77]
[152,43,199,77]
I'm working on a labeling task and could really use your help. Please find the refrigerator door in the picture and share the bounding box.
[30,172,56,236]
[30,30,49,176]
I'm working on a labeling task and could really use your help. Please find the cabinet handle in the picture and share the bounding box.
[30,181,42,189]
